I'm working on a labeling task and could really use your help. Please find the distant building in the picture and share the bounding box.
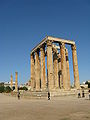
[84,80,90,84]
[80,84,88,89]
[4,82,15,88]
[87,80,90,83]
[80,80,90,89]
[0,82,4,86]
[19,81,31,91]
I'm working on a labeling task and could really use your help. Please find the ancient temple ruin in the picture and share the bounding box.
[30,36,80,92]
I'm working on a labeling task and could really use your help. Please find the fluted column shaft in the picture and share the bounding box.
[66,49,70,89]
[35,51,40,91]
[58,54,62,88]
[53,52,59,88]
[10,75,13,89]
[72,44,80,89]
[60,43,68,90]
[30,54,35,91]
[47,41,54,90]
[15,72,18,92]
[40,46,46,90]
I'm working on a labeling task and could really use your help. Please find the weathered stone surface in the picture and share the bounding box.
[15,72,18,92]
[40,46,46,90]
[10,74,13,89]
[30,54,35,91]
[53,52,59,88]
[30,36,80,92]
[72,45,80,89]
[35,51,40,91]
[47,41,54,90]
[31,36,75,54]
[65,49,71,90]
[60,43,68,90]
[58,53,62,88]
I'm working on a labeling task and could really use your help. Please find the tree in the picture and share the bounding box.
[19,86,28,91]
[85,81,90,88]
[4,86,12,93]
[88,83,90,88]
[0,86,4,93]
[85,81,88,84]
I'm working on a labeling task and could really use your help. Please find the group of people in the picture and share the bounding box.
[78,90,90,100]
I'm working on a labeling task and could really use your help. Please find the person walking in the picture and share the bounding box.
[48,92,50,100]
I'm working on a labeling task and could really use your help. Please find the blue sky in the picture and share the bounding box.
[0,0,90,84]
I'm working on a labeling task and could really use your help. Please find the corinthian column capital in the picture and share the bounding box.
[65,49,69,61]
[60,42,65,49]
[47,40,52,46]
[71,44,76,50]
[40,45,45,51]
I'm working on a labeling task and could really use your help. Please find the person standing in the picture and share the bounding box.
[48,92,50,100]
[17,91,20,100]
[89,90,90,100]
[82,90,85,97]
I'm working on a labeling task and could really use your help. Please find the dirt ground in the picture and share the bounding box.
[0,93,90,120]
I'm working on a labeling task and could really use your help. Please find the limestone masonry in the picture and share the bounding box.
[30,36,80,92]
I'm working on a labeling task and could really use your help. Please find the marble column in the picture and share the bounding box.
[53,52,59,88]
[30,53,35,91]
[40,46,46,90]
[15,72,18,92]
[65,49,71,89]
[58,53,62,88]
[47,40,54,90]
[72,44,80,89]
[60,43,68,90]
[10,74,13,89]
[35,50,40,91]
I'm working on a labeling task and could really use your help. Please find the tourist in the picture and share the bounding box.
[17,91,20,100]
[89,90,90,100]
[78,91,81,98]
[82,90,85,97]
[48,92,50,100]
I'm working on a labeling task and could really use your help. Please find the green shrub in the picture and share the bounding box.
[4,86,12,93]
[0,86,4,93]
[88,83,90,88]
[19,86,28,91]
[85,81,90,88]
